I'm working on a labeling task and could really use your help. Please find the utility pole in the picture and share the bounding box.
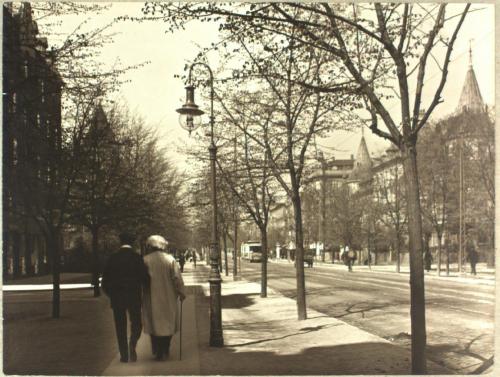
[317,151,327,263]
[458,125,464,275]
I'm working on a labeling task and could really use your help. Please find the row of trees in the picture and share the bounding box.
[300,104,494,275]
[12,3,189,317]
[140,3,473,373]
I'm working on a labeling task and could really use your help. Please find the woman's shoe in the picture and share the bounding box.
[155,353,168,361]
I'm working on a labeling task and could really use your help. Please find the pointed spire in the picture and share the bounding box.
[468,39,473,68]
[457,43,484,113]
[93,102,108,126]
[349,134,372,181]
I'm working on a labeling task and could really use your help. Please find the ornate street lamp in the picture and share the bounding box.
[177,85,203,135]
[176,63,224,347]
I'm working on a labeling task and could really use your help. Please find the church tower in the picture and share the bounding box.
[456,45,486,113]
[349,130,373,182]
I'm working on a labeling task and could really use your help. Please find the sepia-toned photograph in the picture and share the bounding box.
[2,2,496,376]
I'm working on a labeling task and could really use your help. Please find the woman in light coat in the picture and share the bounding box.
[142,235,186,361]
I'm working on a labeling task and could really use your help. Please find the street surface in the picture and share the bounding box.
[239,259,494,374]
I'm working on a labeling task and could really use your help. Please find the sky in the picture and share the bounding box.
[37,3,495,171]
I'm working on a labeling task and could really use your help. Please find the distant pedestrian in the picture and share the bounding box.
[341,246,356,272]
[178,252,186,273]
[347,247,357,271]
[192,250,197,268]
[466,239,478,275]
[102,232,149,363]
[424,250,433,272]
[142,235,186,361]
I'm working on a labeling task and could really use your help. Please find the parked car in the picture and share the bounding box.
[304,251,314,268]
[293,250,314,268]
[250,252,262,263]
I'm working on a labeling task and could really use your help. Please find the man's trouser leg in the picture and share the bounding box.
[128,303,142,349]
[151,335,158,356]
[112,307,128,361]
[158,336,172,357]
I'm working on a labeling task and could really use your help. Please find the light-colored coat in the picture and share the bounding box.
[142,251,185,336]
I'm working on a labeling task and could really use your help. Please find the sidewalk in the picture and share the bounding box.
[271,258,495,285]
[3,272,92,285]
[103,262,451,375]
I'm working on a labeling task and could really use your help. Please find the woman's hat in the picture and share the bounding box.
[146,235,167,251]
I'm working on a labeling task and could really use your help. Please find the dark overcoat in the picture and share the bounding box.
[102,246,149,308]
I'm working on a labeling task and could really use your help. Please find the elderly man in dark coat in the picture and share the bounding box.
[102,232,149,363]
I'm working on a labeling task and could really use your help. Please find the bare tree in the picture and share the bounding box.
[145,4,471,369]
[215,95,279,297]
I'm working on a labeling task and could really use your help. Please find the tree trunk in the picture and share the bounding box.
[218,238,223,272]
[321,167,326,263]
[396,234,401,273]
[223,231,229,276]
[48,232,61,319]
[436,232,442,276]
[260,226,268,298]
[12,232,21,278]
[446,237,450,276]
[367,232,372,270]
[292,194,307,320]
[233,221,238,279]
[91,228,100,297]
[3,231,9,282]
[402,145,427,374]
[25,235,33,276]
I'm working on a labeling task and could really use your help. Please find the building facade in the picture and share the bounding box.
[3,3,63,279]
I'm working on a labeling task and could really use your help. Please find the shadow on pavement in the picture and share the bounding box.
[221,293,259,309]
[194,291,445,375]
[199,341,414,375]
[229,323,343,348]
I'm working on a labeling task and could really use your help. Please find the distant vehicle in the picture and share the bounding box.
[241,241,262,263]
[294,250,314,268]
[304,250,315,268]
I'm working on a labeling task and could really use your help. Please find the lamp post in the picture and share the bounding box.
[176,62,224,347]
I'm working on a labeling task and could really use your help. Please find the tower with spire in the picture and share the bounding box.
[349,130,373,183]
[456,44,486,113]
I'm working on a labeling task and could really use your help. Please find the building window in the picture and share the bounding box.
[40,81,45,103]
[12,138,18,166]
[11,92,17,112]
[45,119,51,139]
[45,165,51,183]
[36,156,41,178]
[23,61,28,78]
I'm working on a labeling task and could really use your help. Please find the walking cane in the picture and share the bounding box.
[179,298,183,360]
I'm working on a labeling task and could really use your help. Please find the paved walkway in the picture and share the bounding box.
[102,262,451,375]
[4,261,494,375]
[102,267,202,375]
